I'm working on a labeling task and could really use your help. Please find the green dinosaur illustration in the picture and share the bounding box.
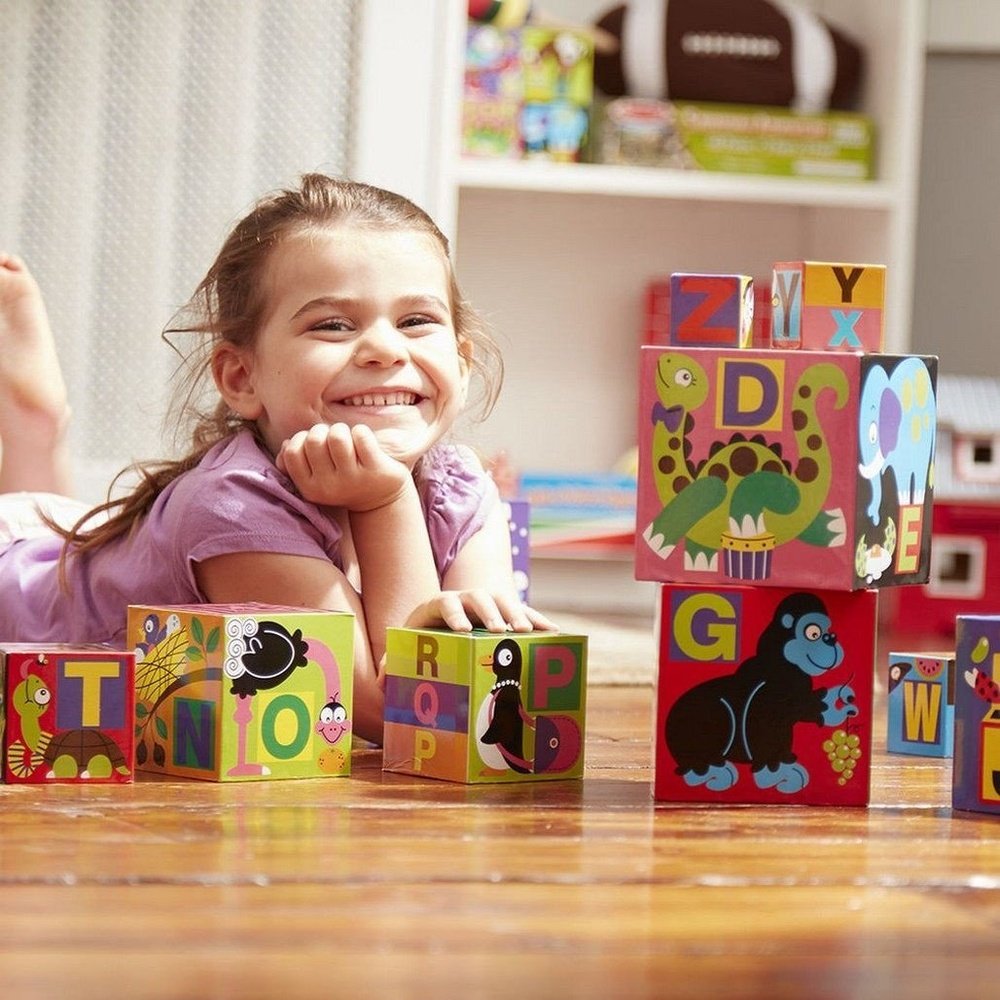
[642,352,848,572]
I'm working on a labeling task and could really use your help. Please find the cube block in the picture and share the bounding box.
[1,644,135,783]
[635,345,938,590]
[668,273,754,348]
[953,616,1000,815]
[128,603,354,781]
[654,584,877,805]
[383,628,588,783]
[771,261,886,352]
[886,651,956,757]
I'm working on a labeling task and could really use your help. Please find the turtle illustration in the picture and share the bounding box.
[642,352,849,576]
[42,728,131,779]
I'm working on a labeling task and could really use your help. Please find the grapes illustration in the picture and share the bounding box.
[823,728,862,786]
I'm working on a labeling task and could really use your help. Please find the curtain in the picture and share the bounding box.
[0,0,359,502]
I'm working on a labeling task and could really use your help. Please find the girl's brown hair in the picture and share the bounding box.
[54,174,502,562]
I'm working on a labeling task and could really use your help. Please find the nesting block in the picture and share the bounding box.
[1,644,135,783]
[654,584,877,806]
[668,273,754,348]
[128,603,353,782]
[771,261,886,352]
[886,651,956,757]
[953,616,1000,815]
[504,498,531,602]
[635,345,938,590]
[383,628,587,783]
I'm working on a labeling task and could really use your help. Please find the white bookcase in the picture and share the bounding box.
[355,0,928,613]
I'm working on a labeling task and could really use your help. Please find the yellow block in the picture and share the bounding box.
[802,262,886,308]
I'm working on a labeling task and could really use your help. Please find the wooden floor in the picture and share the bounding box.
[1,666,998,999]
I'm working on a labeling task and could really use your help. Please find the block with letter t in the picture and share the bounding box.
[1,643,135,783]
[383,627,588,783]
[127,603,353,781]
[771,260,885,352]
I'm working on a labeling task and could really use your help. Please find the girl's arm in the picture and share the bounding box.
[406,494,557,634]
[194,549,386,744]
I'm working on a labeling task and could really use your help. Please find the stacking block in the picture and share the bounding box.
[654,584,877,805]
[668,273,754,348]
[635,345,937,590]
[503,498,531,602]
[383,628,587,783]
[771,261,886,352]
[1,644,135,783]
[128,603,353,782]
[886,651,956,757]
[953,616,1000,815]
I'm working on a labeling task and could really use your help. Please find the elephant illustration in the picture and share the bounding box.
[857,357,935,525]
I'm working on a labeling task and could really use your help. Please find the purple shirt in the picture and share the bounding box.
[0,430,497,646]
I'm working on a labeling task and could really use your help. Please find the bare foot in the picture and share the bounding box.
[0,254,72,494]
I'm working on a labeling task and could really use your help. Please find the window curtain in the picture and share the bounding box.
[0,0,359,501]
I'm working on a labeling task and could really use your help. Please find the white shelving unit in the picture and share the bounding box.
[355,0,927,613]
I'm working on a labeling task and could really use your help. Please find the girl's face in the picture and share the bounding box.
[222,225,470,467]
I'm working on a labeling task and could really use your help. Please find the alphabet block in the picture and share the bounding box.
[654,584,877,805]
[635,345,938,590]
[1,644,135,783]
[886,651,955,757]
[771,261,885,352]
[953,616,1000,815]
[668,273,754,348]
[127,603,354,781]
[383,628,588,783]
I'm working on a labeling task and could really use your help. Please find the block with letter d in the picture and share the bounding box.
[383,627,588,783]
[128,603,354,781]
[1,643,135,783]
[771,261,885,352]
[669,272,754,348]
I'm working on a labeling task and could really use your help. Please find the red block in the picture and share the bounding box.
[654,584,877,805]
[1,644,135,783]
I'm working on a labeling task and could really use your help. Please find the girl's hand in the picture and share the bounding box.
[276,422,411,511]
[405,591,558,634]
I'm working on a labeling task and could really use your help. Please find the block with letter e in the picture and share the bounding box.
[1,643,135,783]
[771,261,885,352]
[383,627,588,783]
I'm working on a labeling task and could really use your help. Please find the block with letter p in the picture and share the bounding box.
[771,261,885,352]
[669,272,754,348]
[383,627,588,783]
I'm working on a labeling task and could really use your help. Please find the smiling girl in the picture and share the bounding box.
[0,176,553,744]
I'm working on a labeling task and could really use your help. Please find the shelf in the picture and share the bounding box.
[456,157,898,210]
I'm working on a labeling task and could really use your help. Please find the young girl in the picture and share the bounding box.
[0,175,554,744]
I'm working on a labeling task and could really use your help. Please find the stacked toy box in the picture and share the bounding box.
[462,21,594,161]
[635,263,938,805]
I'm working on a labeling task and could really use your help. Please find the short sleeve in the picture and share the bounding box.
[419,444,499,580]
[155,433,344,593]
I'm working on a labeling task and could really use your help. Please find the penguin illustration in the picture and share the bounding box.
[478,637,535,773]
